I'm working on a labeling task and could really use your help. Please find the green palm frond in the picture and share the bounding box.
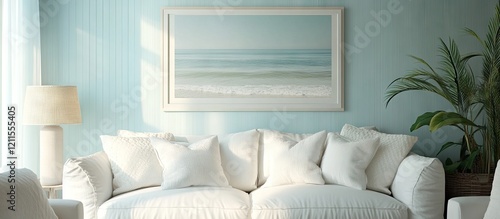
[385,68,452,106]
[465,28,485,47]
[385,38,479,117]
[437,38,479,115]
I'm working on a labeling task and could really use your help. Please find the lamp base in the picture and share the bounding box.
[40,125,63,186]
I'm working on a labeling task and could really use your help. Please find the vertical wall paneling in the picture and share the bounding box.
[39,0,497,164]
[109,0,116,133]
[103,0,109,135]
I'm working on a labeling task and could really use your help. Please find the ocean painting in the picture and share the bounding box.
[172,14,333,98]
[175,49,332,98]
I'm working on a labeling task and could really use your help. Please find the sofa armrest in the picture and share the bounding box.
[447,196,489,219]
[63,151,113,219]
[391,153,445,219]
[49,199,84,219]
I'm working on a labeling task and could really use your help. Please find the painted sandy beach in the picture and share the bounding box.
[174,49,333,98]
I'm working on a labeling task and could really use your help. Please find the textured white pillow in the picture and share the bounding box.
[219,130,260,191]
[101,136,164,196]
[321,133,380,190]
[117,129,174,140]
[484,160,500,219]
[340,124,417,194]
[262,131,327,187]
[150,136,230,189]
[0,168,57,219]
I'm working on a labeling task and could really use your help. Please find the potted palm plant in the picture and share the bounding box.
[385,4,500,198]
[386,38,483,173]
[468,5,500,173]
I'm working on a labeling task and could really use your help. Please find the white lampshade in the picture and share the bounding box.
[23,86,82,125]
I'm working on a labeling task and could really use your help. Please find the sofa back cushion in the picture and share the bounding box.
[173,129,260,192]
[219,130,260,191]
[117,130,174,140]
[63,151,113,219]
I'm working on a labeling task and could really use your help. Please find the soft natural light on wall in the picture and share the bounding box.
[140,18,161,57]
[140,17,163,129]
[1,0,42,170]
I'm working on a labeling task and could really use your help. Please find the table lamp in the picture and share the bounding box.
[23,86,82,186]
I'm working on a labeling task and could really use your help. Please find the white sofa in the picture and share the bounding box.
[447,160,500,219]
[63,127,446,219]
[447,196,490,219]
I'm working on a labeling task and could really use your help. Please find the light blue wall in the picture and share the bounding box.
[34,0,496,170]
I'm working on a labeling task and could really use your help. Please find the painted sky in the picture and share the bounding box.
[173,15,332,50]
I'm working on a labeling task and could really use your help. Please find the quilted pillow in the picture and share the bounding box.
[261,131,327,187]
[0,168,57,219]
[150,136,230,189]
[340,124,417,194]
[101,136,164,196]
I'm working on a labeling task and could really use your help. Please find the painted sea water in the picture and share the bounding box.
[174,49,332,98]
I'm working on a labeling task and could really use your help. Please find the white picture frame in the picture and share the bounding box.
[162,7,344,111]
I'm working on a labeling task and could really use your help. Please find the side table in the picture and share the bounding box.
[42,184,62,199]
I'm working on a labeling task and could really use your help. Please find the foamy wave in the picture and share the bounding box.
[176,85,332,97]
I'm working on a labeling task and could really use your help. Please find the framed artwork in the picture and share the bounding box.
[162,7,344,111]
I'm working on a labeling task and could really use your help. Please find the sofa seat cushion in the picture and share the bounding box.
[98,186,250,219]
[250,184,408,219]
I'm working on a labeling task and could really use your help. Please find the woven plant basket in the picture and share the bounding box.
[445,173,494,199]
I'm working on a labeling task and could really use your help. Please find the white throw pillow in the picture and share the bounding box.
[484,160,500,219]
[219,130,260,191]
[257,129,314,186]
[101,136,164,196]
[261,131,327,187]
[117,129,174,140]
[321,133,380,190]
[150,136,230,189]
[340,124,417,194]
[0,168,57,219]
